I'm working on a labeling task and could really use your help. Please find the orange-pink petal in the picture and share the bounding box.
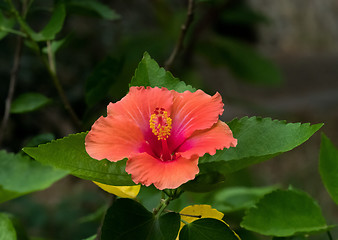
[125,153,199,190]
[178,120,237,159]
[168,90,224,150]
[107,87,173,133]
[85,115,144,162]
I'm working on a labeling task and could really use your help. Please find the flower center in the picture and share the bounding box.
[149,107,172,141]
[149,107,173,162]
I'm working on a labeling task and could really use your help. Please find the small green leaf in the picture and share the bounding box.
[0,151,67,203]
[212,186,278,213]
[66,0,120,20]
[130,52,195,92]
[10,93,51,114]
[199,117,323,175]
[199,36,282,85]
[0,11,16,40]
[18,4,66,42]
[179,218,240,240]
[0,213,16,240]
[31,3,66,41]
[241,189,328,237]
[101,198,180,240]
[41,35,71,54]
[23,132,134,186]
[319,133,338,205]
[85,57,123,107]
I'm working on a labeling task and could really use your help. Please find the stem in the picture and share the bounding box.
[154,196,170,217]
[0,0,28,146]
[327,231,333,240]
[164,0,195,71]
[162,189,171,197]
[0,36,23,146]
[0,27,27,37]
[47,41,56,73]
[23,0,35,18]
[180,0,232,68]
[153,188,185,217]
[45,41,82,129]
[7,0,82,130]
[180,219,189,225]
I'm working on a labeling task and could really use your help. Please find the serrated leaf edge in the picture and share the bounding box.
[240,189,328,237]
[130,52,196,92]
[204,116,323,163]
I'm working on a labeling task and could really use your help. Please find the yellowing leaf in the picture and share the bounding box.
[177,205,241,240]
[93,181,140,198]
[180,204,224,224]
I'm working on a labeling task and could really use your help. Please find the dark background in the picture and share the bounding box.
[1,0,338,239]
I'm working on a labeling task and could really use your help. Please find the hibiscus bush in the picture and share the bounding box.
[1,0,338,240]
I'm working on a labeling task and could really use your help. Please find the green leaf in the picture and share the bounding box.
[199,36,282,85]
[66,0,120,20]
[101,198,180,240]
[179,218,240,240]
[41,35,71,54]
[0,11,15,40]
[24,4,66,42]
[0,151,67,203]
[0,213,16,240]
[199,117,323,175]
[319,133,338,205]
[10,93,51,114]
[36,3,66,41]
[85,57,123,107]
[130,52,196,92]
[212,186,278,213]
[241,189,328,237]
[23,132,134,186]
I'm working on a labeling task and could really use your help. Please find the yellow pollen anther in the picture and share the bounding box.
[149,108,172,140]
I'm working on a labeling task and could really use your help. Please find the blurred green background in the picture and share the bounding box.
[1,0,338,239]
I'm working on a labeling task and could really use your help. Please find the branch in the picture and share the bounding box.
[7,0,82,130]
[46,41,82,129]
[164,0,195,71]
[0,36,23,146]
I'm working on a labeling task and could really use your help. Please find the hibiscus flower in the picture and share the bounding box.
[85,86,237,190]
